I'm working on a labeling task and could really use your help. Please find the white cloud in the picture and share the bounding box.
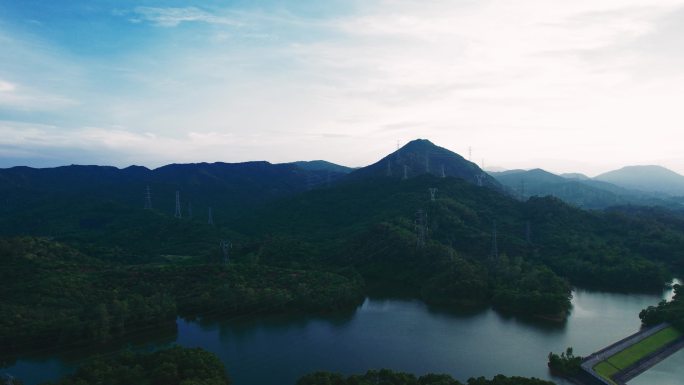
[3,0,684,174]
[0,80,15,92]
[131,6,241,27]
[0,82,78,111]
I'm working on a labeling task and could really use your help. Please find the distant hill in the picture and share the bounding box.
[289,160,353,174]
[490,168,679,209]
[595,165,684,196]
[561,173,590,180]
[493,168,565,186]
[1,139,684,321]
[0,161,347,233]
[349,139,500,189]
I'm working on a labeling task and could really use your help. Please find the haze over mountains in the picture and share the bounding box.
[3,137,684,363]
[2,139,683,213]
[0,139,495,216]
[489,166,684,210]
[595,165,684,196]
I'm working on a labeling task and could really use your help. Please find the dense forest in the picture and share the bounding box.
[6,347,557,385]
[296,369,555,385]
[640,283,684,330]
[2,140,684,361]
[43,347,230,385]
[0,237,363,358]
[546,348,582,377]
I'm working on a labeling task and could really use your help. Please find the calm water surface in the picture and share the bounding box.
[3,282,680,385]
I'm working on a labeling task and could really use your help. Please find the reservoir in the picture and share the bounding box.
[3,282,679,385]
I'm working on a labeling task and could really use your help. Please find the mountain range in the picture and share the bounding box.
[595,165,684,196]
[3,138,684,367]
[490,166,684,210]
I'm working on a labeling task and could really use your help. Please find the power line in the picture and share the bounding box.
[415,209,427,248]
[174,191,181,219]
[429,188,438,202]
[220,240,232,265]
[144,186,152,210]
[491,220,498,259]
[520,179,526,200]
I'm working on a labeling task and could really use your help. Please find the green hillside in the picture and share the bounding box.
[2,140,684,358]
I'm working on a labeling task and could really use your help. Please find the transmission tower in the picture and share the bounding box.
[144,185,152,210]
[469,146,472,161]
[415,209,427,247]
[441,164,446,178]
[3,374,16,385]
[476,174,485,186]
[306,173,314,190]
[425,153,430,173]
[403,165,408,180]
[520,180,526,200]
[174,191,182,218]
[491,220,498,259]
[220,240,232,265]
[208,207,214,225]
[429,187,438,201]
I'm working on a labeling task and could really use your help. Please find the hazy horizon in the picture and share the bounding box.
[2,1,684,176]
[0,137,678,179]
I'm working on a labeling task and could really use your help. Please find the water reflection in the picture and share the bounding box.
[2,281,679,385]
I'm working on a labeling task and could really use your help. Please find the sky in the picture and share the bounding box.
[1,0,684,176]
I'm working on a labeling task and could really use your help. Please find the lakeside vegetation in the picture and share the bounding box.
[0,237,363,359]
[2,142,684,367]
[640,284,684,330]
[3,172,684,356]
[8,346,559,385]
[43,347,230,385]
[547,348,582,376]
[296,370,555,385]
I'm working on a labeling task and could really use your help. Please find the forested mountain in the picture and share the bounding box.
[0,161,346,233]
[2,139,684,359]
[595,165,684,196]
[490,168,682,209]
[560,173,590,180]
[349,139,500,188]
[288,160,354,174]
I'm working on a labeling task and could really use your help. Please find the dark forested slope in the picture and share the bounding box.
[2,139,684,357]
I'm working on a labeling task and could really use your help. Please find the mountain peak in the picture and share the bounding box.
[349,138,500,188]
[595,165,684,196]
[399,138,437,151]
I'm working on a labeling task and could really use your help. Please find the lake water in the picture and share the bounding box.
[3,282,680,385]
